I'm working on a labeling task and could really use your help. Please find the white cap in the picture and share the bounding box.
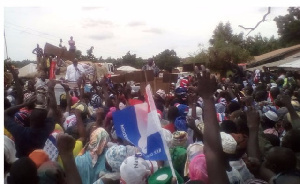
[264,110,279,122]
[220,132,237,154]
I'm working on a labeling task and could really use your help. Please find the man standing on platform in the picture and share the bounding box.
[65,58,85,82]
[32,44,44,71]
[68,36,76,52]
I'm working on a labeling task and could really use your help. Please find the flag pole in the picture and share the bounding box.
[145,84,178,183]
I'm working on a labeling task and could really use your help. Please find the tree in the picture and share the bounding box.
[243,34,281,56]
[75,50,82,60]
[121,51,138,67]
[154,49,180,72]
[274,7,300,46]
[207,22,252,73]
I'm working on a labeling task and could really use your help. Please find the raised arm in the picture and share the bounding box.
[57,133,82,184]
[7,64,24,105]
[196,66,229,184]
[47,80,60,120]
[74,109,86,142]
[279,94,300,129]
[61,83,71,113]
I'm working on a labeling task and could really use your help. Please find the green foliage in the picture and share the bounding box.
[4,58,36,68]
[207,22,252,71]
[274,7,300,46]
[75,50,82,60]
[243,34,281,56]
[154,49,180,72]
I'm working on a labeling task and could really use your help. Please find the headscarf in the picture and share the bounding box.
[90,94,102,108]
[71,96,79,106]
[184,142,204,176]
[170,146,187,174]
[188,154,208,183]
[172,131,188,148]
[105,107,117,119]
[88,128,110,167]
[29,149,50,168]
[105,145,136,172]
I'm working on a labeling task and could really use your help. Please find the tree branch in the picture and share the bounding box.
[239,7,271,36]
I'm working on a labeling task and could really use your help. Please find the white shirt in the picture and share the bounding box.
[65,64,85,82]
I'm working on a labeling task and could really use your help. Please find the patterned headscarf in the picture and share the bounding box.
[105,145,136,172]
[90,94,102,108]
[88,128,110,167]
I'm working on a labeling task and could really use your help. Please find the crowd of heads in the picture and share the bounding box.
[4,63,300,184]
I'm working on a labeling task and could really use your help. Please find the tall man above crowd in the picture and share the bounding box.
[142,58,160,77]
[68,36,76,52]
[32,44,44,72]
[65,58,85,82]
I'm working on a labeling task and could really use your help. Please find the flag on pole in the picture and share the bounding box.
[112,84,177,180]
[113,86,167,160]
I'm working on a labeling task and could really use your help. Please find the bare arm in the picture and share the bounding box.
[57,133,82,184]
[4,95,36,117]
[279,95,300,129]
[47,80,60,120]
[196,66,229,184]
[7,64,24,105]
[61,83,71,113]
[75,109,86,142]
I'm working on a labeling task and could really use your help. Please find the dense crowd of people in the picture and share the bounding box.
[4,59,300,184]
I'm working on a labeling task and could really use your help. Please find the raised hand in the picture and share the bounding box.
[47,79,57,89]
[246,107,260,129]
[195,65,217,99]
[56,133,75,156]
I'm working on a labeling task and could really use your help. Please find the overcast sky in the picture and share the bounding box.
[2,1,298,61]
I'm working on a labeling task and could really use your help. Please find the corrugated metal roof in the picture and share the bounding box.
[279,59,300,68]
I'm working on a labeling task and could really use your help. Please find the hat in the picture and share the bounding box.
[71,96,79,106]
[188,107,203,119]
[172,131,188,148]
[175,87,187,95]
[175,103,189,117]
[220,132,237,154]
[120,155,153,184]
[4,136,18,164]
[106,145,135,172]
[188,154,208,183]
[270,83,277,88]
[174,116,188,132]
[29,149,50,168]
[148,167,184,184]
[180,79,189,88]
[156,89,166,100]
[264,110,279,122]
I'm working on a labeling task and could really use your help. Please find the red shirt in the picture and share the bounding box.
[163,123,176,133]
